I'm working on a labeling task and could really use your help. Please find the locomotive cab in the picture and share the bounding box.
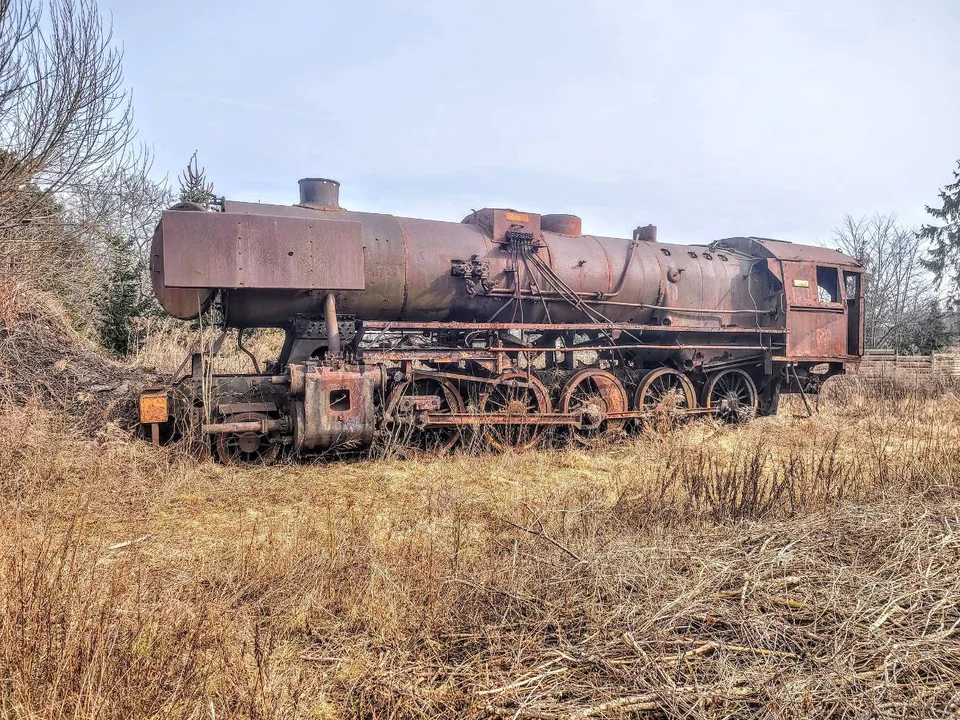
[717,236,864,390]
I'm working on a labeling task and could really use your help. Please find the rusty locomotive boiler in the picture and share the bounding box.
[139,177,864,463]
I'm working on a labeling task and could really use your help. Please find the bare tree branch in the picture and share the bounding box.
[833,213,947,351]
[0,0,135,229]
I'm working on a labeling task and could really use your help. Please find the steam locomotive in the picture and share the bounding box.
[139,178,864,463]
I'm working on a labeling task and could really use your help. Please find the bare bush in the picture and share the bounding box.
[832,213,949,351]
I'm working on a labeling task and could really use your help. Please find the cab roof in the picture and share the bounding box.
[717,236,862,267]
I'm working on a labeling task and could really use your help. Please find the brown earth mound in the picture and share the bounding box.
[0,283,160,433]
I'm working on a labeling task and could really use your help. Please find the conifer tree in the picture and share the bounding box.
[97,234,150,356]
[920,160,960,304]
[178,151,215,206]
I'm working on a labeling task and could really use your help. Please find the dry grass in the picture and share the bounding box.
[2,288,960,718]
[0,386,958,718]
[0,283,158,432]
[130,316,285,376]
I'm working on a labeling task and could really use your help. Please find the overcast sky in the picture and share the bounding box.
[106,0,959,244]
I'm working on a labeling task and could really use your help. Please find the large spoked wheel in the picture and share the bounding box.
[479,371,551,451]
[703,369,758,422]
[384,375,464,454]
[635,368,697,432]
[559,369,628,446]
[215,412,281,466]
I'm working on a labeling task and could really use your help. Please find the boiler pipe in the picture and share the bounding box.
[325,293,341,355]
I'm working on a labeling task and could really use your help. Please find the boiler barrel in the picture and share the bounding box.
[150,191,748,329]
[199,202,665,326]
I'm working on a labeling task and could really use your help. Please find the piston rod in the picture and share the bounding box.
[202,419,281,435]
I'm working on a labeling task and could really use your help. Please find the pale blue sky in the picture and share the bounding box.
[107,0,958,243]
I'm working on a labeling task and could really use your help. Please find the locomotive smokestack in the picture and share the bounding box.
[298,178,340,209]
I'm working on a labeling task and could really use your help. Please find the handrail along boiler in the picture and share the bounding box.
[139,177,864,463]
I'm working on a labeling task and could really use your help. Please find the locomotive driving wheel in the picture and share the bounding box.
[559,369,628,446]
[635,368,697,432]
[384,375,465,454]
[703,369,758,422]
[479,371,551,451]
[214,412,281,466]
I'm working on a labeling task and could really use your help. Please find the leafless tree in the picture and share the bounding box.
[71,152,173,259]
[833,213,946,350]
[0,0,174,334]
[0,0,134,230]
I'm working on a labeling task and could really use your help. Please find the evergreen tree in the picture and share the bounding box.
[97,234,150,356]
[920,159,960,305]
[178,151,215,206]
[897,299,951,354]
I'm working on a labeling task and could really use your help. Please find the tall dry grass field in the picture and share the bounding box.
[1,287,959,718]
[0,387,958,718]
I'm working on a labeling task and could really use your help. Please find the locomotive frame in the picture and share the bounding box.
[140,178,864,464]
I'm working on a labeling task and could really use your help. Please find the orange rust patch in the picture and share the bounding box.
[139,392,169,424]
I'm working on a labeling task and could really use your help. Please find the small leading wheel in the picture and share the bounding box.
[703,369,758,422]
[384,375,464,454]
[479,371,551,451]
[635,368,697,432]
[215,412,281,466]
[559,369,628,446]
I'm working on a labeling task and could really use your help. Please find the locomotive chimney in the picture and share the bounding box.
[298,178,340,210]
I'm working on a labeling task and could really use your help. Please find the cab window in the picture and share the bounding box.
[816,266,839,303]
[843,271,860,300]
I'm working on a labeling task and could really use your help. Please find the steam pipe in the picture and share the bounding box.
[325,293,341,355]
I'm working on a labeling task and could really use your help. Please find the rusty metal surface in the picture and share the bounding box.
[144,178,867,460]
[159,210,365,290]
[718,237,862,266]
[418,407,723,427]
[217,402,278,415]
[203,418,281,434]
[396,395,442,412]
[463,208,542,244]
[359,320,785,333]
[359,344,778,365]
[538,229,617,298]
[781,261,851,359]
[298,178,340,209]
[157,183,864,340]
[164,197,838,331]
[541,214,582,236]
[422,412,579,427]
[223,200,323,217]
[559,369,628,438]
[296,364,381,450]
[653,243,757,329]
[149,221,215,320]
[139,389,169,424]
